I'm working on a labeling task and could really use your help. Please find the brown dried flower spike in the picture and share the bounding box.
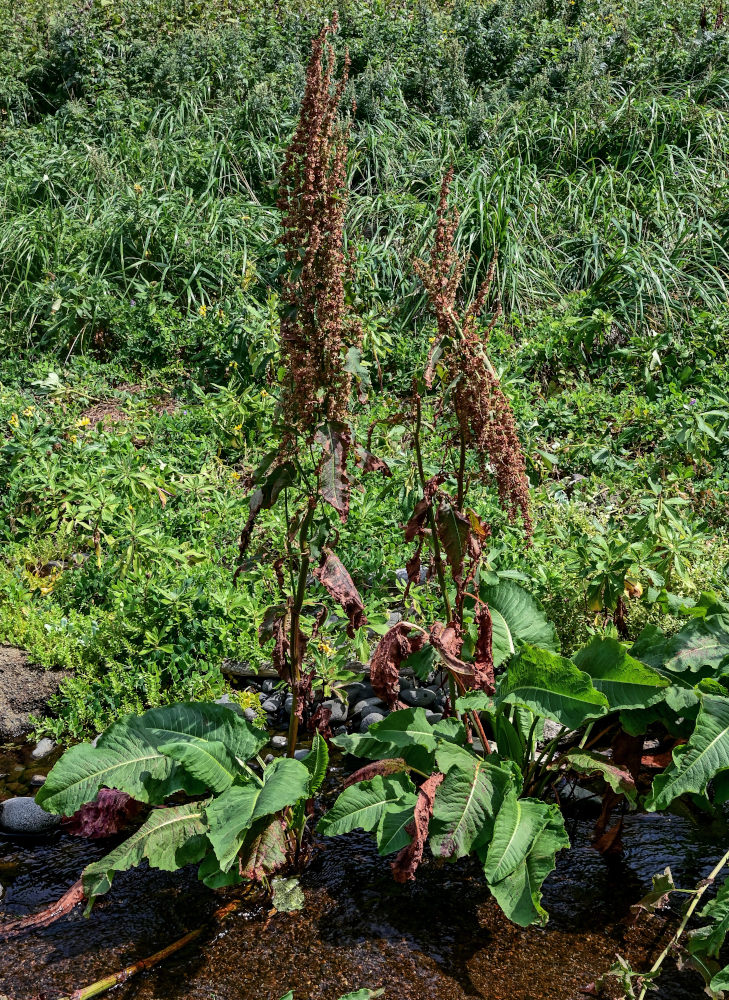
[416,171,533,535]
[277,14,353,432]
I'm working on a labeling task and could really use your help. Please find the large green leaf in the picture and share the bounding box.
[37,718,178,815]
[302,731,329,795]
[368,708,438,753]
[159,739,242,794]
[481,791,569,927]
[496,644,608,730]
[562,750,637,803]
[572,636,669,711]
[376,801,418,855]
[82,800,209,898]
[140,702,268,762]
[317,773,416,837]
[479,580,559,667]
[646,694,729,811]
[206,758,309,871]
[37,702,267,816]
[631,616,729,676]
[429,750,514,859]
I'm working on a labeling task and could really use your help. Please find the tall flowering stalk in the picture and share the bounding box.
[277,13,353,431]
[367,170,533,750]
[237,18,384,760]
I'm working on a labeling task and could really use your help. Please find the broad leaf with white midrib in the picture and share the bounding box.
[479,579,559,667]
[646,694,729,811]
[497,644,608,730]
[316,773,416,837]
[429,750,514,859]
[206,757,310,871]
[83,799,210,898]
[572,636,669,711]
[481,791,569,927]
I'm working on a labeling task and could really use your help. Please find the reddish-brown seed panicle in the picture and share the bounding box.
[416,171,533,535]
[277,14,355,432]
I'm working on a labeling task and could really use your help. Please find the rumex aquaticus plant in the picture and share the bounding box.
[235,14,388,758]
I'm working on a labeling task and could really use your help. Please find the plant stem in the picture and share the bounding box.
[57,901,239,1000]
[286,501,316,758]
[413,390,457,712]
[637,846,729,1000]
[457,431,466,511]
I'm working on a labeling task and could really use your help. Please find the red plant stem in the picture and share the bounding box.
[287,499,316,757]
[412,390,459,717]
[0,879,84,939]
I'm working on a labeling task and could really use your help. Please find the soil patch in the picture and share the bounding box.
[0,647,67,740]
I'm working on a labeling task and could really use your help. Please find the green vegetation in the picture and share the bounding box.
[3,2,729,995]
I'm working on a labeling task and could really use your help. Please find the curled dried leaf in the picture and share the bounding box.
[472,604,495,694]
[343,758,409,788]
[313,550,367,639]
[370,623,425,709]
[392,771,444,883]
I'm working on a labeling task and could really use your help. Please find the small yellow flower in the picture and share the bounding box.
[69,434,77,442]
[8,413,19,427]
[233,423,243,433]
[428,337,436,343]
[23,406,35,416]
[133,183,143,194]
[230,471,241,481]
[76,417,90,428]
[144,249,151,259]
[260,389,268,398]
[198,304,207,317]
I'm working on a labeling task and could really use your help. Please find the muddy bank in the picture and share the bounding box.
[0,647,67,740]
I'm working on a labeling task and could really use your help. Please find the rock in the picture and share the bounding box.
[214,694,243,717]
[258,692,268,704]
[284,694,294,715]
[261,698,280,714]
[352,696,384,718]
[401,687,436,708]
[270,735,287,750]
[346,682,374,704]
[0,796,60,834]
[243,708,257,724]
[395,566,428,587]
[334,725,347,737]
[386,611,403,628]
[29,774,46,787]
[264,754,274,765]
[31,738,56,760]
[321,699,348,725]
[294,749,309,761]
[360,711,386,732]
[221,659,251,678]
[542,720,566,743]
[262,679,276,694]
[425,711,443,725]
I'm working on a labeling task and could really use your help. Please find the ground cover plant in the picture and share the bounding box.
[2,2,729,999]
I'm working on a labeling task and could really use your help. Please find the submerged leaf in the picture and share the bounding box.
[632,868,676,914]
[271,876,305,912]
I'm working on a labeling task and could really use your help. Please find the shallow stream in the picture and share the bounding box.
[0,742,721,1000]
